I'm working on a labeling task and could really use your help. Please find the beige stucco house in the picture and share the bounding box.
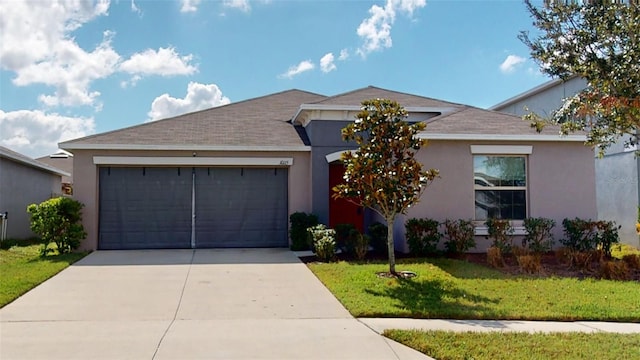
[60,87,596,251]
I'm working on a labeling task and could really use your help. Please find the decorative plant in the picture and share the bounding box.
[368,221,388,254]
[522,217,555,255]
[346,229,369,260]
[27,197,86,255]
[443,219,476,257]
[484,218,514,254]
[405,218,441,257]
[289,212,318,251]
[307,224,336,262]
[561,218,620,257]
[334,223,357,252]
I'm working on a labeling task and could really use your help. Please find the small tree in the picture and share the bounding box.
[27,197,86,255]
[519,1,640,153]
[332,99,439,274]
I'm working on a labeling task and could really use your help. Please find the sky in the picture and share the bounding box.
[0,0,552,158]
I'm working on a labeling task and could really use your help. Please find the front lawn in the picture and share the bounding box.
[384,329,640,360]
[307,258,640,321]
[0,241,87,307]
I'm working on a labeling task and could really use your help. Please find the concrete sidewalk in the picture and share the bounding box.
[360,318,640,334]
[0,249,429,360]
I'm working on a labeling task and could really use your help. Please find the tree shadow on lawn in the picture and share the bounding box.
[365,278,503,319]
[395,257,512,280]
[27,252,88,265]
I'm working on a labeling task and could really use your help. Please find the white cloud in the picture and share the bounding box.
[0,0,110,71]
[499,54,526,73]
[180,0,201,13]
[0,1,118,108]
[0,109,95,158]
[223,0,251,12]
[120,75,142,88]
[119,47,198,76]
[147,82,231,121]
[0,1,198,109]
[356,0,426,57]
[338,49,349,61]
[320,53,337,73]
[14,31,121,109]
[278,60,315,79]
[131,0,142,15]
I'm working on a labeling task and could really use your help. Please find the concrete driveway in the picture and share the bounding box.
[0,249,428,360]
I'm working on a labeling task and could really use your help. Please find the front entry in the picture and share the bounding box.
[328,163,364,232]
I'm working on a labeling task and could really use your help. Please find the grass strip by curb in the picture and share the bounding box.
[384,329,640,360]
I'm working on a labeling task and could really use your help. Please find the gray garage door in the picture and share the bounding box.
[98,167,288,250]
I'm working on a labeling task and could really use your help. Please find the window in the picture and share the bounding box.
[473,155,527,220]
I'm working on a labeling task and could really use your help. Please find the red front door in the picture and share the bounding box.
[328,163,364,232]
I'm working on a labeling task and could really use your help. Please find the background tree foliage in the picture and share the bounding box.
[332,99,439,274]
[519,0,640,153]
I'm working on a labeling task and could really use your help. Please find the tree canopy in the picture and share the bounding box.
[332,98,438,274]
[519,0,640,153]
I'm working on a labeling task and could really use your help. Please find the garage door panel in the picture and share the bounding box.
[195,167,288,248]
[99,166,288,249]
[98,167,192,250]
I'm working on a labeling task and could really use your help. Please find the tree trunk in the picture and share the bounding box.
[386,215,396,275]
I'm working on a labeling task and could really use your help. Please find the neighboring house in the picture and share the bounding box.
[0,146,69,240]
[37,150,74,195]
[491,77,639,248]
[60,86,596,252]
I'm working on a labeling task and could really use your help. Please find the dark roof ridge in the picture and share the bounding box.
[312,85,467,108]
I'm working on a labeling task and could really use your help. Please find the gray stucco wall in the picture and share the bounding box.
[0,157,61,239]
[494,77,588,117]
[595,151,640,248]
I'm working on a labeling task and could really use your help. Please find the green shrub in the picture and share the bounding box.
[27,197,86,255]
[289,212,318,251]
[561,218,597,252]
[334,223,356,252]
[307,224,336,262]
[561,218,620,257]
[522,217,555,254]
[346,229,369,260]
[368,221,388,253]
[405,218,441,256]
[443,219,476,256]
[594,221,620,258]
[484,218,514,254]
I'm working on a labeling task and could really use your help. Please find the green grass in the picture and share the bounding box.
[307,258,640,321]
[384,329,640,360]
[0,241,87,308]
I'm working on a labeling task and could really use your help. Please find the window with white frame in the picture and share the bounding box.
[473,155,527,220]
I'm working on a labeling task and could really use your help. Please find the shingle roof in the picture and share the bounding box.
[61,86,581,150]
[0,146,70,176]
[425,107,564,136]
[61,89,326,149]
[312,86,464,108]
